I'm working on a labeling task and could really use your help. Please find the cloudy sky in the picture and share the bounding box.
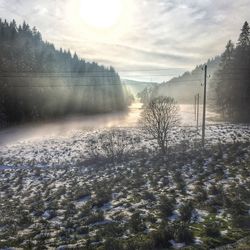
[0,0,250,81]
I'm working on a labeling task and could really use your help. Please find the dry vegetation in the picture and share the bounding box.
[0,124,250,249]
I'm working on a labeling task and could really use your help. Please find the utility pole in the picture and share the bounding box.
[194,95,197,121]
[202,65,207,147]
[196,93,199,130]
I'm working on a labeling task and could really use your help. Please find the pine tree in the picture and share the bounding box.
[221,40,234,65]
[237,21,250,48]
[215,40,235,117]
[215,21,250,122]
[0,19,128,126]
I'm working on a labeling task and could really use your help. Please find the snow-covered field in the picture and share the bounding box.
[0,124,250,249]
[1,124,250,169]
[1,105,250,249]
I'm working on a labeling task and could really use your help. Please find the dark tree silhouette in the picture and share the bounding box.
[237,21,250,47]
[0,19,129,127]
[214,21,250,122]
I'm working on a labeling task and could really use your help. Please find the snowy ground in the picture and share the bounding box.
[0,132,250,248]
[1,106,250,249]
[1,124,250,169]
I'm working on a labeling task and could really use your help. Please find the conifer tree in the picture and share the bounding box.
[237,21,250,48]
[0,19,130,126]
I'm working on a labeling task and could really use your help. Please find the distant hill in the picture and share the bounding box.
[122,79,158,98]
[0,19,129,127]
[154,56,221,104]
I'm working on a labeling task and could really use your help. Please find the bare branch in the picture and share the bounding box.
[140,96,180,154]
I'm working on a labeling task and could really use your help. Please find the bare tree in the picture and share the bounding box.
[140,96,180,154]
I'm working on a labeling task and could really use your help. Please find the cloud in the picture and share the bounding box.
[0,0,250,82]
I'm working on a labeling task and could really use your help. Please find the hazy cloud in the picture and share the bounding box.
[0,0,250,81]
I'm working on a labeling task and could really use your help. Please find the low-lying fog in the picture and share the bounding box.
[0,102,218,146]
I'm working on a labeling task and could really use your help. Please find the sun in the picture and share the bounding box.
[79,0,123,28]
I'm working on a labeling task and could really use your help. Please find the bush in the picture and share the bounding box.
[159,196,175,217]
[232,215,250,229]
[102,237,123,250]
[150,223,173,248]
[203,222,221,238]
[129,212,146,233]
[85,211,104,225]
[124,235,154,250]
[142,191,156,202]
[98,223,125,238]
[228,199,248,216]
[179,201,194,223]
[173,222,194,244]
[74,188,91,201]
[92,188,112,208]
[87,129,139,163]
[76,226,89,235]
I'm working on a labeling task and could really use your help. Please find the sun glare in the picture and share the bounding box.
[79,0,123,28]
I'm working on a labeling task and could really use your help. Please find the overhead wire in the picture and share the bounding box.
[0,68,249,88]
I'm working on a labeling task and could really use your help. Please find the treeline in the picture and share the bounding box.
[213,21,250,122]
[142,21,250,123]
[153,57,220,104]
[0,19,129,127]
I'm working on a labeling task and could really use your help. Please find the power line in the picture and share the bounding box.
[0,71,248,76]
[0,84,146,88]
[0,67,249,75]
[0,68,249,89]
[0,78,247,88]
[0,71,248,80]
[0,74,201,78]
[0,68,188,74]
[0,74,246,79]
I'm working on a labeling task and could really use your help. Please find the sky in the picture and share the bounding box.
[0,0,250,82]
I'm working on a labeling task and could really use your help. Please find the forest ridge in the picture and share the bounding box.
[0,19,129,126]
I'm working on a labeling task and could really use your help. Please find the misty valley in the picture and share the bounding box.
[1,6,250,250]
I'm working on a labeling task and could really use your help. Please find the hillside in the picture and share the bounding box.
[154,56,221,104]
[0,19,129,127]
[121,79,158,99]
[121,79,159,100]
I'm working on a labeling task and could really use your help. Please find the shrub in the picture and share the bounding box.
[129,212,146,233]
[150,223,173,248]
[173,222,194,244]
[203,222,221,238]
[159,196,175,217]
[87,129,139,163]
[232,215,250,229]
[179,201,194,223]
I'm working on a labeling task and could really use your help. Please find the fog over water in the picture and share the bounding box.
[0,102,218,146]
